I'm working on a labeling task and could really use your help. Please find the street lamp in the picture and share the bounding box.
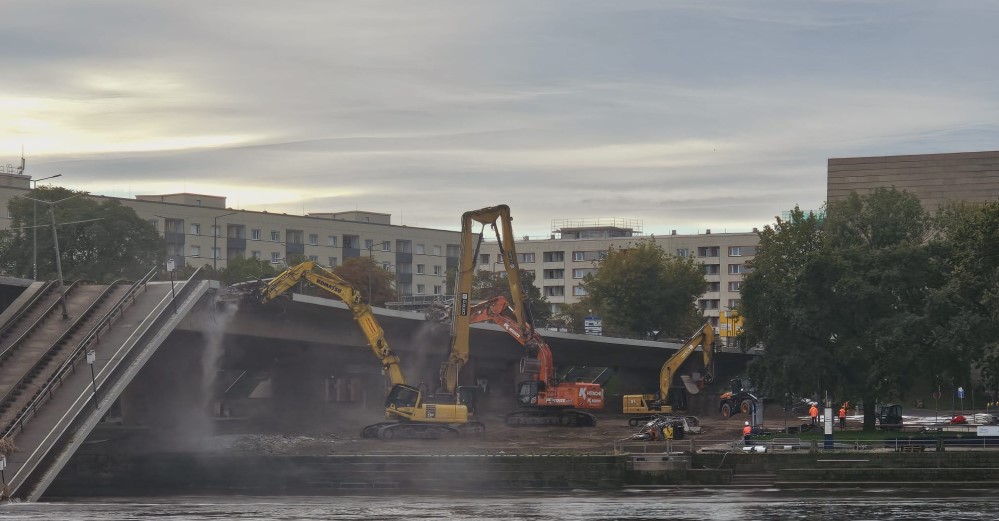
[22,194,78,319]
[30,174,62,280]
[212,212,237,271]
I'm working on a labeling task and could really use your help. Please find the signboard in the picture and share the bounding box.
[166,258,175,272]
[583,316,602,336]
[978,426,999,437]
[86,349,96,364]
[957,387,965,399]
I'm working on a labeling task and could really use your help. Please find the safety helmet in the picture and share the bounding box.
[744,421,749,425]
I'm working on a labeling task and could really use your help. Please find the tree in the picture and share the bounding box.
[0,186,163,282]
[548,301,589,333]
[332,256,396,306]
[471,268,552,324]
[218,256,278,286]
[930,202,999,394]
[742,191,943,429]
[583,239,706,339]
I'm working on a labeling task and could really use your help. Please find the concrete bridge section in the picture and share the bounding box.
[0,276,752,501]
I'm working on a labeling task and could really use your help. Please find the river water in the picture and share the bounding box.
[2,489,997,520]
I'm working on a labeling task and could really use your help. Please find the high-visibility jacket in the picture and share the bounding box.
[839,408,846,419]
[743,425,752,436]
[809,406,818,418]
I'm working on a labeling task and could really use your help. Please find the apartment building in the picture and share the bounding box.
[0,173,460,300]
[475,218,758,329]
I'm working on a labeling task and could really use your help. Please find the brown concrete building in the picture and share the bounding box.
[828,150,999,212]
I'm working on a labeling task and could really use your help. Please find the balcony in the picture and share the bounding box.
[285,243,305,255]
[227,237,247,250]
[165,232,185,244]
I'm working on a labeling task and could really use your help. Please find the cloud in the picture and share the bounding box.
[3,1,999,236]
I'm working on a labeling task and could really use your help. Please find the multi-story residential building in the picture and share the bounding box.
[476,218,758,329]
[0,173,459,300]
[828,150,999,212]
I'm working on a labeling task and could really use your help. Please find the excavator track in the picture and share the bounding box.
[361,421,486,440]
[505,409,597,427]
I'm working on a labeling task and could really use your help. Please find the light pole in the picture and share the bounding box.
[212,212,237,272]
[30,174,62,280]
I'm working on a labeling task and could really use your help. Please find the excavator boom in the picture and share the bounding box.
[623,323,714,421]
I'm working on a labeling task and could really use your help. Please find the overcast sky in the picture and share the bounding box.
[3,1,998,236]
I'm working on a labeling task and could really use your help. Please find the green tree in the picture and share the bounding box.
[742,190,942,429]
[219,256,278,286]
[332,256,396,306]
[584,239,706,339]
[0,186,163,282]
[471,268,552,324]
[548,301,590,333]
[930,201,999,394]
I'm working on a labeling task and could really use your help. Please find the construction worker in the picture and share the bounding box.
[809,402,819,426]
[743,421,752,445]
[839,405,847,429]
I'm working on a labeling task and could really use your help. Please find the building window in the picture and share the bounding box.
[212,247,220,260]
[676,248,690,258]
[697,246,720,257]
[433,285,442,295]
[433,245,442,256]
[365,239,374,250]
[544,269,564,279]
[479,254,490,265]
[446,244,460,257]
[434,265,443,276]
[270,252,281,264]
[308,255,319,263]
[190,223,201,235]
[251,250,261,259]
[147,219,158,230]
[572,251,604,262]
[190,245,201,257]
[417,264,426,275]
[572,268,596,279]
[383,262,392,271]
[728,246,742,257]
[309,234,319,246]
[270,230,280,242]
[328,257,338,267]
[416,284,426,295]
[545,286,565,297]
[698,299,720,310]
[728,281,743,291]
[381,241,390,251]
[251,229,261,240]
[573,285,587,296]
[707,282,720,292]
[327,235,338,247]
[343,236,356,249]
[543,251,565,262]
[416,244,425,255]
[728,264,745,274]
[211,225,221,238]
[517,252,536,263]
[704,264,720,275]
[728,299,741,309]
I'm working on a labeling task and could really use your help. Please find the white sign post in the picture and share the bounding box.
[87,349,99,410]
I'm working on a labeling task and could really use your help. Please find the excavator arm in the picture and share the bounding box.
[441,204,526,393]
[658,323,714,400]
[469,295,555,385]
[255,261,406,387]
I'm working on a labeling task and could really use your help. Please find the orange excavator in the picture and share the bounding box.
[470,295,604,426]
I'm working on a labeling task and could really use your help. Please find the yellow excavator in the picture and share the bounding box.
[253,260,484,439]
[622,323,714,426]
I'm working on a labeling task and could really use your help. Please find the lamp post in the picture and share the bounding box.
[30,174,62,280]
[212,212,237,272]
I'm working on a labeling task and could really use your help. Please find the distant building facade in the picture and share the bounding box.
[828,150,999,212]
[476,218,758,329]
[0,171,759,325]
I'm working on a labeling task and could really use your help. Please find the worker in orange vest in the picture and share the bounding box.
[809,402,819,426]
[838,405,847,429]
[743,421,752,445]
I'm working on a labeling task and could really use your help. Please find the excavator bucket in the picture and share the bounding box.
[680,371,705,394]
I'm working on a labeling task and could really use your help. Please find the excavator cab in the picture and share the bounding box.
[516,380,540,405]
[384,384,421,410]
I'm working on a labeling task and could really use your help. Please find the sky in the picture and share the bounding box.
[2,1,998,237]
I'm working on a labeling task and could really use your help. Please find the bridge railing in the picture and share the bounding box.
[1,265,162,438]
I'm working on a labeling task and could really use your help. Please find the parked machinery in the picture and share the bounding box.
[623,323,714,426]
[718,377,759,418]
[253,260,483,440]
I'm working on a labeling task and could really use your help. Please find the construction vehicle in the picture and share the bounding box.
[877,403,903,430]
[446,204,604,427]
[253,260,483,439]
[718,377,759,418]
[623,323,714,426]
[470,295,604,426]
